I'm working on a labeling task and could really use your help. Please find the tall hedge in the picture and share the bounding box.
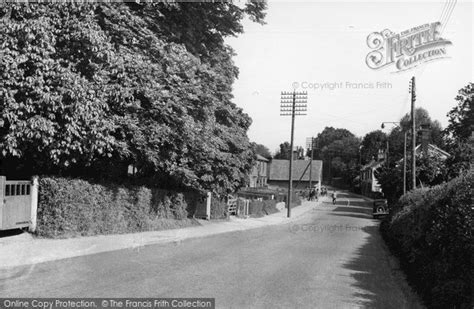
[37,177,198,237]
[381,172,473,308]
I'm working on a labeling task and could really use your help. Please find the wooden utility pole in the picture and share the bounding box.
[280,90,307,218]
[410,76,416,190]
[309,137,314,188]
[403,131,407,195]
[288,94,296,218]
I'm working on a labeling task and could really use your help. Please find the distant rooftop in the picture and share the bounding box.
[256,154,270,162]
[268,159,322,181]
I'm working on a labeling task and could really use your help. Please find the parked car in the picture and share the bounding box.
[372,192,388,219]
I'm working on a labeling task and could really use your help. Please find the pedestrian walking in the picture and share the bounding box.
[332,191,337,205]
[309,188,316,201]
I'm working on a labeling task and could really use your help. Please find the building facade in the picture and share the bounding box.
[248,154,269,188]
[267,159,323,191]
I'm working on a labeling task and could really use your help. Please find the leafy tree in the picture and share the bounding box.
[443,82,473,178]
[313,127,354,159]
[415,152,448,186]
[375,152,448,204]
[374,163,403,204]
[252,143,272,159]
[360,130,387,164]
[399,107,445,149]
[274,141,291,159]
[317,130,360,186]
[0,3,267,195]
[444,83,473,141]
[380,107,446,166]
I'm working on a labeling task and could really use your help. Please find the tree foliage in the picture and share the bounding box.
[444,82,473,142]
[375,152,449,204]
[399,107,444,149]
[273,141,291,159]
[308,127,360,185]
[443,82,473,178]
[0,3,267,195]
[360,130,386,165]
[252,142,272,159]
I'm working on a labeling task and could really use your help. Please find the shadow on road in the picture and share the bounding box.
[329,213,373,220]
[342,225,424,308]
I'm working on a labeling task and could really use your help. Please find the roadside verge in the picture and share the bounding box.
[0,200,318,269]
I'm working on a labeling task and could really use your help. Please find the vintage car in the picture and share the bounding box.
[372,192,389,219]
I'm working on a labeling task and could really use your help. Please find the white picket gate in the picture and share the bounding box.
[0,176,38,232]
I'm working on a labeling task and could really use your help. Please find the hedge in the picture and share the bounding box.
[381,172,473,308]
[210,197,228,219]
[37,177,199,238]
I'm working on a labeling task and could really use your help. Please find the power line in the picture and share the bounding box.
[441,0,457,34]
[439,0,451,25]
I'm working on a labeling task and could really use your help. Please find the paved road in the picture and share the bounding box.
[0,192,422,308]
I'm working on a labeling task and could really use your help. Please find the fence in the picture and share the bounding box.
[0,176,38,232]
[227,197,250,217]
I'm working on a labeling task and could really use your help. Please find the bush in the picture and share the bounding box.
[262,199,278,215]
[37,177,195,237]
[249,199,264,217]
[381,172,473,308]
[210,198,228,219]
[292,192,302,206]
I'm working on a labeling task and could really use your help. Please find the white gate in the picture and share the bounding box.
[0,176,38,232]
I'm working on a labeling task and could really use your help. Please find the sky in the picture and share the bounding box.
[226,0,473,154]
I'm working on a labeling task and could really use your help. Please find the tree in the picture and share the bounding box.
[316,128,360,186]
[375,152,448,204]
[399,107,445,149]
[374,163,403,204]
[444,83,474,141]
[361,130,387,164]
[252,143,272,159]
[274,142,291,159]
[313,127,354,159]
[443,83,473,178]
[0,3,267,195]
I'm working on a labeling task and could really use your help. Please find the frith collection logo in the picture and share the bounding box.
[366,22,452,72]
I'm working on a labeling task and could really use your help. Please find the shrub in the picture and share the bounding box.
[292,192,302,206]
[37,177,193,238]
[249,199,264,217]
[262,199,278,215]
[170,193,188,220]
[381,172,473,308]
[210,197,228,219]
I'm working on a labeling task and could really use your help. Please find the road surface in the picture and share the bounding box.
[0,192,422,308]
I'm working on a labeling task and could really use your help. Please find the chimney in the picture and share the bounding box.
[420,123,431,154]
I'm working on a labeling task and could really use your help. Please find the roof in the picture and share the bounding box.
[362,160,383,171]
[256,154,270,162]
[268,159,323,181]
[415,144,450,158]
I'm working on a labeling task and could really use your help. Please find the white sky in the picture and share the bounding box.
[226,0,473,154]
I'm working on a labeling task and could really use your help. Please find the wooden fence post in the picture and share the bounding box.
[206,191,211,220]
[29,176,39,233]
[0,176,5,230]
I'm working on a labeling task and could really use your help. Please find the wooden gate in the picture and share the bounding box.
[0,176,38,231]
[227,196,249,217]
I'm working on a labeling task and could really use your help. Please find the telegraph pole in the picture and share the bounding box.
[281,90,307,218]
[306,137,316,188]
[410,77,416,190]
[381,122,407,194]
[403,131,407,195]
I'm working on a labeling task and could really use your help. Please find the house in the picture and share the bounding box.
[360,160,383,197]
[248,154,269,188]
[267,159,323,190]
[360,143,451,197]
[415,143,450,159]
